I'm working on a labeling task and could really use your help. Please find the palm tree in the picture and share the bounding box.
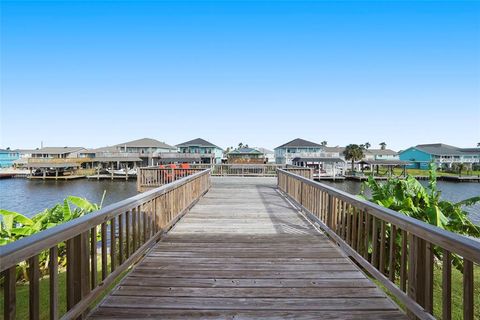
[477,142,480,147]
[321,141,327,146]
[238,142,244,149]
[379,142,387,150]
[457,163,467,177]
[343,144,365,173]
[364,142,371,149]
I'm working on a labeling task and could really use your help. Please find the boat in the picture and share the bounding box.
[106,168,137,176]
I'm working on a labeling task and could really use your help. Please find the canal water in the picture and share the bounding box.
[0,178,138,216]
[0,178,479,224]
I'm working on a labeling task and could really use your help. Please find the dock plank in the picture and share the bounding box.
[88,177,406,319]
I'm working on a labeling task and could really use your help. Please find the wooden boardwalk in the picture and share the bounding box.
[89,177,406,319]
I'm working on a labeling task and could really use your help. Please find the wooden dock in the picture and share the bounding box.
[27,174,85,180]
[89,177,405,319]
[86,174,135,180]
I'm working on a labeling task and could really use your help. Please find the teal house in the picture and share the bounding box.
[176,138,223,164]
[399,143,480,169]
[0,149,20,168]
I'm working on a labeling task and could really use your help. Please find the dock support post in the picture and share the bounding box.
[110,162,113,180]
[55,169,58,181]
[43,169,46,180]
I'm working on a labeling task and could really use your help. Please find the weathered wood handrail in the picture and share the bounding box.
[283,166,313,179]
[186,164,313,178]
[1,169,211,320]
[277,169,479,320]
[137,167,206,191]
[207,164,284,176]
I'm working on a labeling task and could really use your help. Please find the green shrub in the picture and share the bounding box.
[0,192,105,282]
[361,163,479,272]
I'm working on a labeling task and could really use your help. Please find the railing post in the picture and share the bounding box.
[327,194,334,230]
[285,173,289,194]
[300,181,304,209]
[72,232,90,319]
[3,267,16,320]
[408,234,426,319]
[136,168,141,192]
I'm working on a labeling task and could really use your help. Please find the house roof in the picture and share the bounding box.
[255,147,274,154]
[276,138,322,149]
[414,144,466,156]
[228,147,264,155]
[324,146,345,153]
[115,138,176,150]
[13,149,38,154]
[460,148,480,154]
[31,147,86,155]
[83,146,118,153]
[365,149,398,156]
[176,138,222,149]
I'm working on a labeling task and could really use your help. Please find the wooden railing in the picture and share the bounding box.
[1,169,211,320]
[210,164,283,176]
[148,164,314,178]
[283,165,313,179]
[137,168,206,192]
[277,169,479,320]
[190,164,283,176]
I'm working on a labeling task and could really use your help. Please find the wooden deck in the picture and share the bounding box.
[89,177,406,319]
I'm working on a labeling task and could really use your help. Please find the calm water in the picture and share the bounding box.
[0,178,138,216]
[0,178,479,224]
[321,180,480,224]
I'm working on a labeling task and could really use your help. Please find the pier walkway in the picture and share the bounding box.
[89,177,405,319]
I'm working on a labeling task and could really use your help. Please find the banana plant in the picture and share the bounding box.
[0,191,106,282]
[361,163,479,272]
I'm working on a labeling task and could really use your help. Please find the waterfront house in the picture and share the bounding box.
[115,138,176,155]
[364,149,399,161]
[227,147,266,164]
[323,146,346,160]
[11,149,37,168]
[80,146,142,170]
[399,143,480,169]
[27,147,88,177]
[176,138,223,164]
[114,138,177,166]
[0,149,20,167]
[255,147,275,163]
[31,146,86,159]
[274,138,324,165]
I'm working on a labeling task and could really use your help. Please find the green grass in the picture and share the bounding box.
[390,168,480,177]
[372,264,480,319]
[0,261,129,320]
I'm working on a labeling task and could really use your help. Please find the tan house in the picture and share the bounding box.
[227,148,266,164]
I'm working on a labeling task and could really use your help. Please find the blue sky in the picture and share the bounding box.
[1,1,479,151]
